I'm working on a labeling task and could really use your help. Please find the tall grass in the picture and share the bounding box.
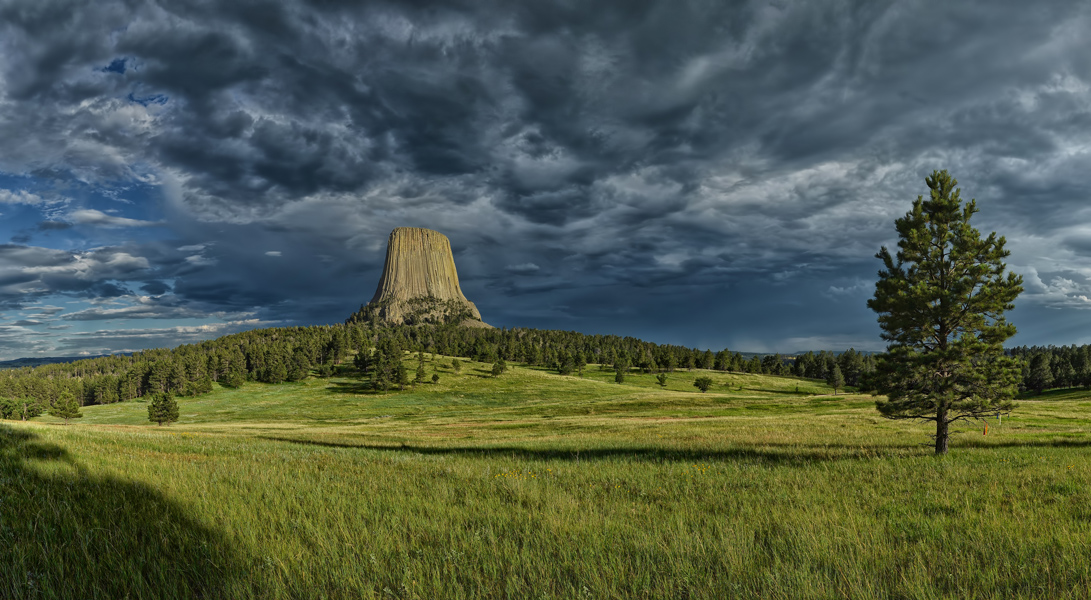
[4,359,1091,599]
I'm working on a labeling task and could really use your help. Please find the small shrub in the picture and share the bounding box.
[693,376,713,393]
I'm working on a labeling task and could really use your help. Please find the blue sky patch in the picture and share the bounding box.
[101,57,127,74]
[126,92,168,107]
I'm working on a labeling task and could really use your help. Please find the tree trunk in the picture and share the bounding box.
[934,414,949,455]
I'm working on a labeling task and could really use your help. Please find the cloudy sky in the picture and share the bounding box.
[1,0,1090,360]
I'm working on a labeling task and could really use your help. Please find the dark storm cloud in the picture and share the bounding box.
[0,323,54,356]
[0,244,150,302]
[140,280,171,295]
[1,0,1091,359]
[48,320,270,355]
[62,295,212,321]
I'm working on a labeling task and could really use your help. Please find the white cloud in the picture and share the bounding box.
[505,262,539,273]
[0,189,46,205]
[23,304,64,316]
[68,208,164,228]
[825,278,872,298]
[61,296,226,321]
[184,255,217,266]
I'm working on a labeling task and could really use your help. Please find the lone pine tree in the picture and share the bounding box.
[49,391,82,425]
[868,170,1023,455]
[826,364,844,394]
[147,392,180,426]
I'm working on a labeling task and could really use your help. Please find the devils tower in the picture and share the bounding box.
[358,227,489,327]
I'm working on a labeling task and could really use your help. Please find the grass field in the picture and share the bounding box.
[3,358,1091,599]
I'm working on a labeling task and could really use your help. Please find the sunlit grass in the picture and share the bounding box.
[4,357,1091,599]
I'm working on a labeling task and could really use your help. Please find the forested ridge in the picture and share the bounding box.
[0,320,885,419]
[3,319,1082,420]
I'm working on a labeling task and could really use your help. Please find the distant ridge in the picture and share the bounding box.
[0,355,117,369]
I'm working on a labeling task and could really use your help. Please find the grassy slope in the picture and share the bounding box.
[4,357,1091,599]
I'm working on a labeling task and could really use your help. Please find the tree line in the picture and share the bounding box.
[0,324,358,419]
[6,312,1077,424]
[0,318,888,421]
[1009,345,1091,394]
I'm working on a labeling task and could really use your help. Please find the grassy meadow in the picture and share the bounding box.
[4,357,1091,599]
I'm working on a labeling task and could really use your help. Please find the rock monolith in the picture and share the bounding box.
[362,227,489,327]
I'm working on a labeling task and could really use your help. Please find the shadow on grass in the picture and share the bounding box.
[0,425,261,599]
[741,388,861,396]
[737,388,806,395]
[260,435,1091,465]
[259,436,920,465]
[325,379,414,395]
[958,438,1091,449]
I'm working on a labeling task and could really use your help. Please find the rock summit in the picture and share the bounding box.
[358,227,489,327]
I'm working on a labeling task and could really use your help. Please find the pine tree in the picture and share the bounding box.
[868,170,1023,454]
[656,373,668,387]
[556,353,573,375]
[147,392,179,426]
[49,391,82,425]
[22,399,44,421]
[826,364,844,394]
[1027,353,1054,394]
[222,365,246,389]
[395,363,409,390]
[415,350,427,384]
[194,374,215,395]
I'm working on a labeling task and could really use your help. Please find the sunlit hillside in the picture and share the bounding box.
[4,357,1091,599]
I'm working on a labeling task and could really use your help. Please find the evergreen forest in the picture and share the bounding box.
[2,318,1089,419]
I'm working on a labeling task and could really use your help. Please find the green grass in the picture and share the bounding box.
[4,358,1091,599]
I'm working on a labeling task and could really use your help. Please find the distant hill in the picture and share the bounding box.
[0,355,116,369]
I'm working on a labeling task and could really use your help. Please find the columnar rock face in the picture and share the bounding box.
[366,227,489,327]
